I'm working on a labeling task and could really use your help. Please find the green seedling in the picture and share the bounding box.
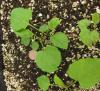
[77,13,100,47]
[10,8,69,91]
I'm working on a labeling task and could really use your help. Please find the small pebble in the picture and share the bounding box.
[38,13,42,17]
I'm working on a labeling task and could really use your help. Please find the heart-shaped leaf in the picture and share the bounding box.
[67,58,100,89]
[10,8,32,31]
[37,75,50,91]
[35,45,61,73]
[50,32,69,49]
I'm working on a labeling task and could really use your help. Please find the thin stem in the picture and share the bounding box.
[39,40,44,49]
[67,80,76,88]
[29,23,45,47]
[29,23,39,31]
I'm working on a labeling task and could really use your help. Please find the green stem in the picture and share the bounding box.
[66,80,76,88]
[29,23,39,31]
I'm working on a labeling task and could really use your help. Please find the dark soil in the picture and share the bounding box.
[0,0,100,91]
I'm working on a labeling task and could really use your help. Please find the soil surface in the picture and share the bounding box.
[0,0,100,91]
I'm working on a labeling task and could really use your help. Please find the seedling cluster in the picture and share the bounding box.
[78,13,100,47]
[10,8,100,90]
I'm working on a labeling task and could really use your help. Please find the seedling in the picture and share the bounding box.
[77,13,100,47]
[10,8,69,91]
[10,8,100,90]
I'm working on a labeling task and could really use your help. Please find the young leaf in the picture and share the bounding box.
[21,37,30,46]
[48,17,62,30]
[15,29,33,38]
[10,8,32,31]
[39,24,49,33]
[54,74,66,88]
[79,29,91,46]
[50,32,69,49]
[31,41,39,50]
[90,30,100,44]
[37,75,50,91]
[35,45,61,73]
[77,19,91,30]
[92,13,100,24]
[67,58,100,89]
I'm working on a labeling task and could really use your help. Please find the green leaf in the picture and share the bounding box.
[50,32,69,49]
[54,74,66,88]
[48,17,62,30]
[10,8,32,31]
[92,13,100,24]
[39,24,49,33]
[90,31,100,44]
[37,75,50,91]
[31,41,39,50]
[77,19,91,30]
[15,29,33,38]
[35,45,61,73]
[67,58,100,89]
[21,37,30,46]
[79,29,99,47]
